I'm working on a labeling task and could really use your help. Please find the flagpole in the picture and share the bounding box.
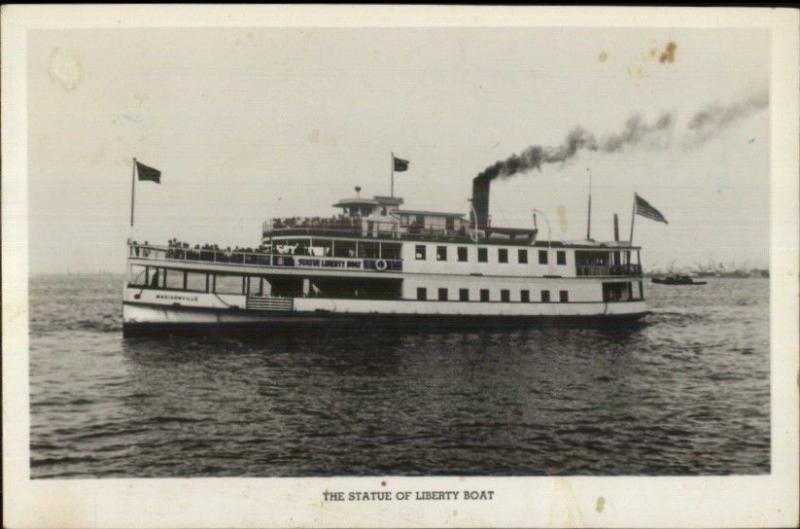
[390,151,394,198]
[130,157,137,227]
[629,193,636,244]
[586,168,592,240]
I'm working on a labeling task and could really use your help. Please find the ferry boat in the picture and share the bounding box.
[123,178,648,335]
[652,275,707,285]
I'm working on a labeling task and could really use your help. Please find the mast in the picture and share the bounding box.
[130,157,137,227]
[629,193,636,244]
[586,168,592,240]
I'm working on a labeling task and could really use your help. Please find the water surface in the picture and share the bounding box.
[30,275,770,477]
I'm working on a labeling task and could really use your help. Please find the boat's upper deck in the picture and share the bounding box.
[264,191,546,245]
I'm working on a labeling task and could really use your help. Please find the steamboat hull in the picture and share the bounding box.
[122,296,650,337]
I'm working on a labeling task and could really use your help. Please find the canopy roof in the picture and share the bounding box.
[332,198,381,208]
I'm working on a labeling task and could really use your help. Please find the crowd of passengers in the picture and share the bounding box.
[129,238,338,262]
[271,215,358,229]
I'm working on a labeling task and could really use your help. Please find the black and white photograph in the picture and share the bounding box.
[3,5,798,528]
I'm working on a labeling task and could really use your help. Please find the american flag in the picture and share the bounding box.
[635,193,668,224]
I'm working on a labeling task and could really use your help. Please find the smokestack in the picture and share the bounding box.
[472,178,491,228]
[613,213,620,242]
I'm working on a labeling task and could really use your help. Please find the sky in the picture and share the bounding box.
[27,27,770,274]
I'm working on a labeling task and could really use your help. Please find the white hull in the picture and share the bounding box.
[122,287,649,333]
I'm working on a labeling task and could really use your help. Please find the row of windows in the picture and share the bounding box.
[416,245,567,265]
[416,287,569,303]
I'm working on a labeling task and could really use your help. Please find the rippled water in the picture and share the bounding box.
[29,274,769,477]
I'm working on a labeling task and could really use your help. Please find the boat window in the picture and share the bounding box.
[417,287,427,301]
[149,268,163,288]
[215,274,245,295]
[541,290,551,302]
[557,251,567,265]
[478,248,488,263]
[128,265,148,286]
[415,245,426,260]
[333,240,356,258]
[501,289,510,302]
[602,282,631,302]
[358,241,380,259]
[576,251,609,267]
[521,290,530,302]
[459,288,469,301]
[539,250,548,265]
[438,288,448,301]
[559,290,569,303]
[498,249,508,263]
[289,239,312,256]
[436,246,447,261]
[457,246,468,262]
[310,239,332,257]
[518,249,528,264]
[165,269,184,290]
[480,289,490,302]
[381,243,402,260]
[186,271,208,292]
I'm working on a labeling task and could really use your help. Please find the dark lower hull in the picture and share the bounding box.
[122,311,652,337]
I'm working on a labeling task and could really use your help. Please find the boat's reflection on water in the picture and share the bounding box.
[120,323,648,376]
[122,321,647,356]
[115,323,656,476]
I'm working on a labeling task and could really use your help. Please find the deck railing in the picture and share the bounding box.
[128,243,403,272]
[576,264,642,276]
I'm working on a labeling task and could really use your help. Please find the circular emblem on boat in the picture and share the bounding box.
[375,259,388,271]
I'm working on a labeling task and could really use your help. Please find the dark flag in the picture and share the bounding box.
[634,193,668,224]
[393,156,410,172]
[136,161,161,183]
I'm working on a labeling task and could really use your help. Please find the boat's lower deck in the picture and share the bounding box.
[122,287,650,335]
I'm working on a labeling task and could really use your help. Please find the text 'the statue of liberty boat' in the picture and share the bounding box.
[123,157,667,336]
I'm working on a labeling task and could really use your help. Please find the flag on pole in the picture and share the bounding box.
[634,193,668,224]
[393,156,410,172]
[136,161,161,183]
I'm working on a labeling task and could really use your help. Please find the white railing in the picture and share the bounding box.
[128,243,403,272]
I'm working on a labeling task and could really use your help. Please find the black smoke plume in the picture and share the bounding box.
[681,91,769,148]
[475,90,769,182]
[475,113,674,182]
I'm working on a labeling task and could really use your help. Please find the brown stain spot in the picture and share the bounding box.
[596,496,605,513]
[381,480,386,487]
[650,48,658,58]
[310,128,320,143]
[598,51,608,63]
[659,41,677,64]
